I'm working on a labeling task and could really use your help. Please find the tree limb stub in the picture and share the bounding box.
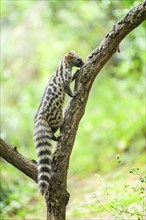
[0,138,37,182]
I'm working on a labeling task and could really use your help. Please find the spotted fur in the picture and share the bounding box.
[34,51,84,195]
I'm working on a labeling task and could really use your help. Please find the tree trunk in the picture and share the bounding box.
[0,1,146,220]
[45,189,69,220]
[44,2,146,219]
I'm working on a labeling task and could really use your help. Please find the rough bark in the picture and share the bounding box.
[0,139,37,182]
[0,1,146,220]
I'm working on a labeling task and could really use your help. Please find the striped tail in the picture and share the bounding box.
[33,117,53,196]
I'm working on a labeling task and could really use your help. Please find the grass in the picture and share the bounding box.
[67,162,145,219]
[0,162,45,220]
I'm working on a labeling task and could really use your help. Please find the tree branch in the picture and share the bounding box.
[0,138,37,182]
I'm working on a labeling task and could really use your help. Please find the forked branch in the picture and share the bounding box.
[0,1,146,220]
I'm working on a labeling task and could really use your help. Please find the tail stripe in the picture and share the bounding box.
[39,158,51,165]
[39,180,49,186]
[38,155,52,162]
[38,163,51,169]
[38,171,51,179]
[37,149,52,157]
[36,146,51,152]
[34,118,49,126]
[35,135,52,142]
[38,174,50,182]
[36,142,51,148]
[34,130,52,138]
[38,166,51,173]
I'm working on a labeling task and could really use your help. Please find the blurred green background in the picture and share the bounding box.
[1,0,145,219]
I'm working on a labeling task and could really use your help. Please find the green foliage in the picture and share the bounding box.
[67,158,145,219]
[1,0,145,218]
[0,163,45,220]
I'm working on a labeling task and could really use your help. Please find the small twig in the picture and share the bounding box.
[111,205,145,218]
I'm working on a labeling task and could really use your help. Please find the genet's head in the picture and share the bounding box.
[65,50,84,68]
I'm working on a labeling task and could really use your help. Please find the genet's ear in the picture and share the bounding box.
[66,52,74,60]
